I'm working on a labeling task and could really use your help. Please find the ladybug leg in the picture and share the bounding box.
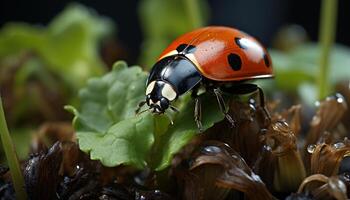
[135,100,147,114]
[194,97,203,132]
[192,86,203,132]
[256,86,271,121]
[213,88,235,127]
[224,84,271,122]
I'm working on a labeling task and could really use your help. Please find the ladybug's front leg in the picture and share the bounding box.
[224,83,271,125]
[194,98,203,132]
[213,88,235,127]
[256,86,271,122]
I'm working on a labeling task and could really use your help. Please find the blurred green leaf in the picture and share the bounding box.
[138,0,208,68]
[270,43,350,93]
[0,128,32,163]
[68,61,224,170]
[11,128,32,160]
[298,83,318,106]
[0,3,115,89]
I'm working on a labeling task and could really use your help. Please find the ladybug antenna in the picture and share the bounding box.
[136,107,152,116]
[170,105,179,113]
[135,100,147,114]
[165,112,174,125]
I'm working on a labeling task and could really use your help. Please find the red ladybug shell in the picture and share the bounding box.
[158,26,273,81]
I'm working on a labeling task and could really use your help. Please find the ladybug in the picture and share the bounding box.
[137,26,273,130]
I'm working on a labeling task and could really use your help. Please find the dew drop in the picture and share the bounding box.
[249,98,256,105]
[315,101,320,107]
[328,93,345,104]
[337,97,344,103]
[342,173,350,181]
[249,103,256,111]
[202,146,221,154]
[263,145,272,151]
[154,190,160,195]
[307,144,316,153]
[333,142,345,149]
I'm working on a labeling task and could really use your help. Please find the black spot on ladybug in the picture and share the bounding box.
[234,37,247,49]
[227,53,242,71]
[176,43,196,54]
[263,53,270,67]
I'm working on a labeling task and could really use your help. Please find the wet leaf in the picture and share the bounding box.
[305,93,348,146]
[273,104,302,137]
[298,174,347,200]
[25,142,63,199]
[183,141,273,200]
[309,141,350,176]
[202,92,270,167]
[259,121,306,193]
[335,81,350,132]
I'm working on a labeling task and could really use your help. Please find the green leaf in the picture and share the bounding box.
[67,61,153,168]
[152,93,224,171]
[0,23,46,57]
[44,3,114,88]
[77,113,154,168]
[68,61,148,134]
[298,83,318,106]
[0,3,114,90]
[270,43,350,92]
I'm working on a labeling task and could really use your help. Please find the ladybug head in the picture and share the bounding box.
[145,80,177,114]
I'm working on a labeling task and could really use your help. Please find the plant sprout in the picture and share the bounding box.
[318,0,338,99]
[0,96,27,200]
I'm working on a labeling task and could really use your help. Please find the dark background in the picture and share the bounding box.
[1,0,349,62]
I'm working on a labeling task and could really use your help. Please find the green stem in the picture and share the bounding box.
[318,0,338,99]
[0,96,27,200]
[183,0,203,28]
